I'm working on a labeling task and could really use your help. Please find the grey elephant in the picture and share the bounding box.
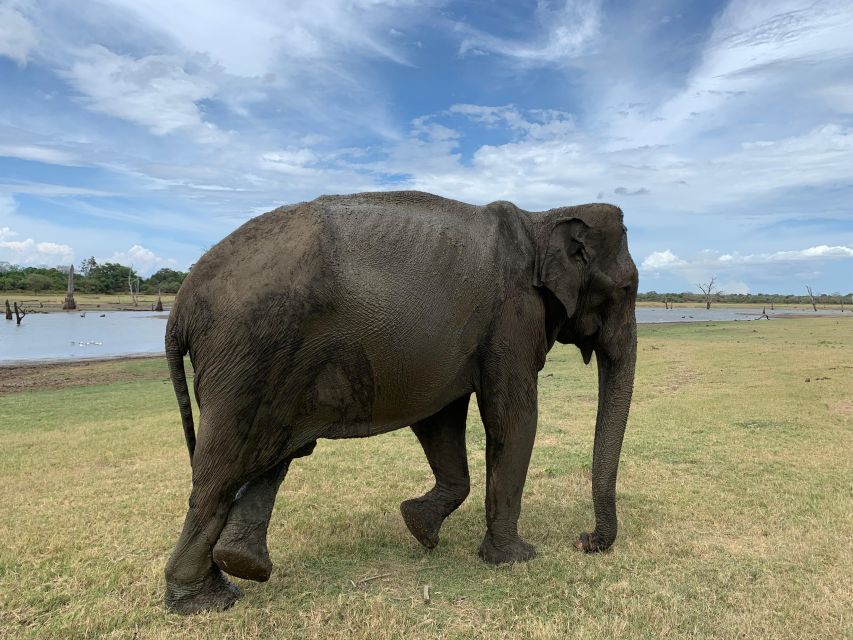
[164,191,637,614]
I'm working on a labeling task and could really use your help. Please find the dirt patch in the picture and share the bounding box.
[833,400,853,417]
[0,356,169,395]
[653,366,699,395]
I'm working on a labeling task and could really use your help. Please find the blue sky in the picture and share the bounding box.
[0,0,851,294]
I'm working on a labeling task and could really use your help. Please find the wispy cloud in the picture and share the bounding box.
[607,0,853,148]
[0,4,38,66]
[457,0,602,64]
[0,144,82,166]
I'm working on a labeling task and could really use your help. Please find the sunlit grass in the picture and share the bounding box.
[1,318,851,639]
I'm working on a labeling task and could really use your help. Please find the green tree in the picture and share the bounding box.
[25,273,53,292]
[78,256,97,277]
[86,262,135,294]
[144,267,187,294]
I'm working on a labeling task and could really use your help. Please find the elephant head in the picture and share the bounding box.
[534,204,638,551]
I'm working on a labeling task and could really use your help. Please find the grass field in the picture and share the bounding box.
[2,292,176,313]
[1,318,851,639]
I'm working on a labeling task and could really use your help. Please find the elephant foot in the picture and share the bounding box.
[213,520,273,582]
[574,531,611,553]
[400,497,444,549]
[165,567,243,615]
[478,531,537,565]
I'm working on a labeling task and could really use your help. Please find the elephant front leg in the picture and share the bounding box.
[401,395,471,549]
[477,376,538,565]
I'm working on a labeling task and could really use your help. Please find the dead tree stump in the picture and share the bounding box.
[62,264,77,310]
[13,301,28,325]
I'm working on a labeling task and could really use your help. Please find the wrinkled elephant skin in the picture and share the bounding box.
[163,191,638,613]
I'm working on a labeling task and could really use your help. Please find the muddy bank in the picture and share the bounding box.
[0,355,169,395]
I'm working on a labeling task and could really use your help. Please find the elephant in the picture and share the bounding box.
[163,190,638,614]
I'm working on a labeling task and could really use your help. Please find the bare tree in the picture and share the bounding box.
[697,277,717,310]
[770,299,774,311]
[5,299,12,321]
[154,287,163,312]
[62,264,77,310]
[806,286,817,312]
[13,301,29,325]
[128,266,140,307]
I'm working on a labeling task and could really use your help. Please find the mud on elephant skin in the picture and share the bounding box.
[163,190,638,614]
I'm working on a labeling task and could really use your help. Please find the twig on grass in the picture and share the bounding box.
[351,572,394,586]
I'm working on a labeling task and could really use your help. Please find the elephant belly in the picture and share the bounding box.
[292,338,473,440]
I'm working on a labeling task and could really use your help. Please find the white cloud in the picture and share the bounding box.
[642,250,686,271]
[62,45,222,140]
[448,104,575,139]
[260,148,320,175]
[0,229,75,266]
[107,244,176,275]
[0,144,82,166]
[641,245,853,273]
[741,245,853,262]
[0,4,38,66]
[458,0,601,64]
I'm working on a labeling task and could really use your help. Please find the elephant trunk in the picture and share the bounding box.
[585,318,636,551]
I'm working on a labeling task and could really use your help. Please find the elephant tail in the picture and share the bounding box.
[165,325,195,464]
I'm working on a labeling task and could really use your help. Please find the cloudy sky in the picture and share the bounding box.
[1,0,851,293]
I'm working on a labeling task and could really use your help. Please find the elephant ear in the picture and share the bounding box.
[534,217,591,320]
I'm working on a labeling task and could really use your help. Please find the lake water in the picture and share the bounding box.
[1,310,170,364]
[0,306,846,364]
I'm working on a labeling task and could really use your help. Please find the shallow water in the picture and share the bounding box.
[0,306,846,364]
[635,306,846,323]
[1,310,170,364]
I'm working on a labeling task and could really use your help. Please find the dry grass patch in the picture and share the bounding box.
[0,318,851,639]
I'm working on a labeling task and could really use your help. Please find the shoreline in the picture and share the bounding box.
[0,351,164,370]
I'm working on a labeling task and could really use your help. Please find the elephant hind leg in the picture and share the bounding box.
[164,408,291,614]
[213,460,289,582]
[164,455,248,613]
[213,440,316,582]
[401,395,471,549]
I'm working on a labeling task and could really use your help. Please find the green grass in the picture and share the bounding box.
[1,319,851,639]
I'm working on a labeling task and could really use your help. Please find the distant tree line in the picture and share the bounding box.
[0,258,188,294]
[639,291,853,305]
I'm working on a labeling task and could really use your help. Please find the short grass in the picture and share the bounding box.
[0,319,851,639]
